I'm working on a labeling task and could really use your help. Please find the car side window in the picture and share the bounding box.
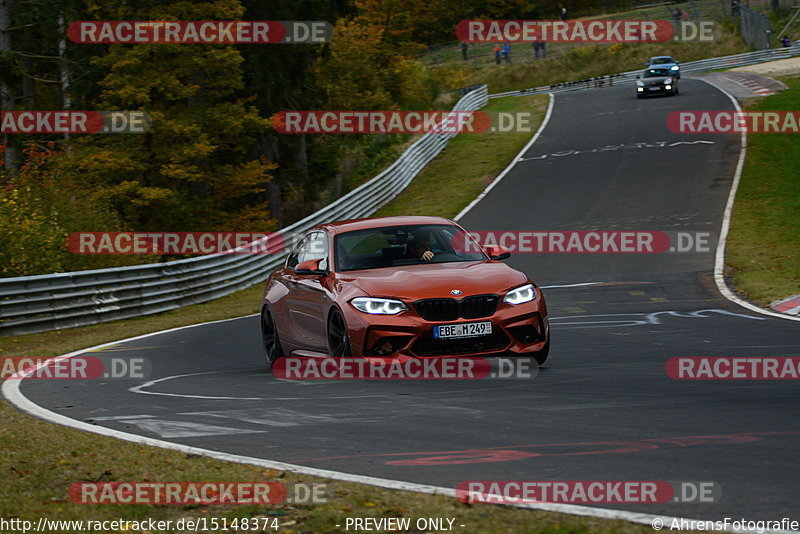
[285,234,310,270]
[302,231,329,270]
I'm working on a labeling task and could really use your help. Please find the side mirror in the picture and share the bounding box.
[636,75,640,79]
[484,245,511,261]
[295,258,327,276]
[645,62,650,67]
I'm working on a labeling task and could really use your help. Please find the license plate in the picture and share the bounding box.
[648,87,661,91]
[434,321,492,339]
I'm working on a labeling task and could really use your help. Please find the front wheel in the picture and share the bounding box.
[534,338,550,366]
[261,307,283,367]
[327,309,352,358]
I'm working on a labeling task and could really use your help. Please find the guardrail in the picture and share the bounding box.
[0,85,489,336]
[489,41,800,98]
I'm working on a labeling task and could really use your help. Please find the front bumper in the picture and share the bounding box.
[341,298,549,358]
[638,84,674,96]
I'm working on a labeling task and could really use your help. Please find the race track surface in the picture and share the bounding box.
[18,79,800,522]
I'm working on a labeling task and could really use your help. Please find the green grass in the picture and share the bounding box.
[726,74,800,305]
[376,94,549,218]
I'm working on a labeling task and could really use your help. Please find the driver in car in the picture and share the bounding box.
[405,231,435,262]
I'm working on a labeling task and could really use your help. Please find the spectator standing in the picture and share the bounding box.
[493,44,502,64]
[502,43,511,63]
[461,41,469,60]
[561,7,568,20]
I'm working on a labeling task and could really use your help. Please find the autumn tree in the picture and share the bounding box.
[57,0,277,232]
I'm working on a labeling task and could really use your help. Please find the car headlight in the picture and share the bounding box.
[664,77,673,84]
[351,297,409,315]
[665,84,672,90]
[671,65,679,70]
[636,80,645,87]
[504,283,536,305]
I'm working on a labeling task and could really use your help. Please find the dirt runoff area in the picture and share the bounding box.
[731,56,800,77]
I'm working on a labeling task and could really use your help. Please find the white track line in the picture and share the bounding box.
[699,78,800,323]
[454,93,555,222]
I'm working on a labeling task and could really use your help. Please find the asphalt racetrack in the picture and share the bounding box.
[15,79,800,523]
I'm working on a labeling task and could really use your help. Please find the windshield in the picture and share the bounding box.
[650,57,673,65]
[334,224,487,271]
[643,68,671,78]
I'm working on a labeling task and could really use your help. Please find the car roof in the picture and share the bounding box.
[650,56,675,61]
[317,215,456,235]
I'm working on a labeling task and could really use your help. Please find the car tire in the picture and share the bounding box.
[327,309,353,358]
[674,87,679,95]
[534,338,550,366]
[637,94,644,99]
[261,306,284,368]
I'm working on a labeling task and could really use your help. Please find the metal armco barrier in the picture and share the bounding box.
[489,42,800,98]
[0,85,489,336]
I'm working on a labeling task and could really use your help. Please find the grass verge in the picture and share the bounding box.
[0,93,670,533]
[726,74,800,306]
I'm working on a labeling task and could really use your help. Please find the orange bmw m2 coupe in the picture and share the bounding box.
[260,216,549,366]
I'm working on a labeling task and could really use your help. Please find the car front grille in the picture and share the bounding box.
[414,295,499,321]
[412,330,510,357]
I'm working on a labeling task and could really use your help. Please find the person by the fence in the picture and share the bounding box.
[502,43,511,63]
[533,40,541,59]
[540,40,547,58]
[561,7,568,21]
[493,44,502,64]
[780,35,792,47]
[461,41,469,60]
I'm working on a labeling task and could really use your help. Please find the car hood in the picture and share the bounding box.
[643,76,672,83]
[337,261,529,300]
